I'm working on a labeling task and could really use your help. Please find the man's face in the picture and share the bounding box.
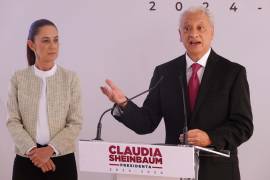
[179,11,214,61]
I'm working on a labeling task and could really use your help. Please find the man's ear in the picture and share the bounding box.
[178,29,183,42]
[211,27,214,40]
[27,40,35,52]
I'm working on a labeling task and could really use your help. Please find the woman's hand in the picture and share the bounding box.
[28,146,54,168]
[40,159,56,173]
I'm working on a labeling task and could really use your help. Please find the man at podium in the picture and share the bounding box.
[101,6,253,180]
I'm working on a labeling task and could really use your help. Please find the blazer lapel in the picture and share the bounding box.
[190,50,217,122]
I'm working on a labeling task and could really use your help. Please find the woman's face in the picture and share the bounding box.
[28,25,59,64]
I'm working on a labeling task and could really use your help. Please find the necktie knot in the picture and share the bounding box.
[191,63,201,74]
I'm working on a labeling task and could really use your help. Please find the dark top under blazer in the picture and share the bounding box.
[113,50,253,180]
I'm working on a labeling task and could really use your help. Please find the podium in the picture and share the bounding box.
[79,140,229,180]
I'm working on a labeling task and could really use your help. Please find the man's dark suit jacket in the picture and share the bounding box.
[113,50,253,180]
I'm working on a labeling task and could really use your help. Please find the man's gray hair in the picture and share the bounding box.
[179,6,214,29]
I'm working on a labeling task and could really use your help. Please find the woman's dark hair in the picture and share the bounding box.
[27,19,57,66]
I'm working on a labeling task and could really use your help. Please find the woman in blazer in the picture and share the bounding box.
[7,19,82,180]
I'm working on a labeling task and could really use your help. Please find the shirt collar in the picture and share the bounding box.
[34,64,57,78]
[186,48,211,70]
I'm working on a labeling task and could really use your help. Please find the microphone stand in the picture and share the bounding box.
[179,75,189,145]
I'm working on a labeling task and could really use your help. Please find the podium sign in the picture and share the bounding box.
[79,141,195,179]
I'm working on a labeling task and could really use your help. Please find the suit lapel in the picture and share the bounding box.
[190,50,218,122]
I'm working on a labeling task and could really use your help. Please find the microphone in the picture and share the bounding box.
[93,76,164,141]
[179,75,189,145]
